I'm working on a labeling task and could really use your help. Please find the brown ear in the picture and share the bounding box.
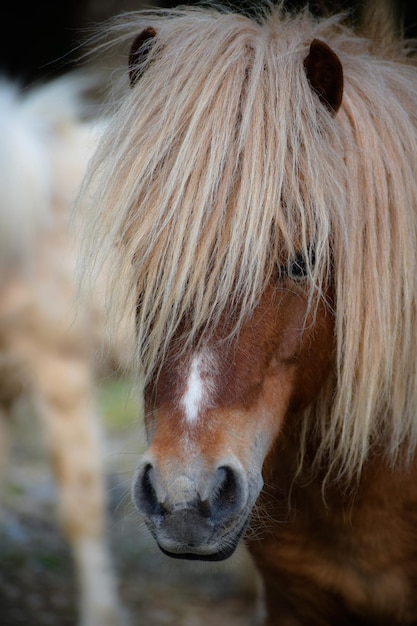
[129,27,157,88]
[303,39,343,114]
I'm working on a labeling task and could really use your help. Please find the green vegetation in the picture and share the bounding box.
[98,378,142,433]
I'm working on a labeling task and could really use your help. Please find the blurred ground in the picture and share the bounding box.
[0,379,258,625]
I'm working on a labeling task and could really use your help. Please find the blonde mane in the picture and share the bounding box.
[78,3,417,480]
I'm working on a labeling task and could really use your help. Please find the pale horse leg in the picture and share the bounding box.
[33,349,128,626]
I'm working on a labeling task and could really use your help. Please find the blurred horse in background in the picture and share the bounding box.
[0,75,131,626]
[77,0,417,623]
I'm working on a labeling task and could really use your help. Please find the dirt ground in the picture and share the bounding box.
[0,382,259,626]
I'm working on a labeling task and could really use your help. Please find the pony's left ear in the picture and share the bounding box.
[303,39,343,114]
[128,27,157,88]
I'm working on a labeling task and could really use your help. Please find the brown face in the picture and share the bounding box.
[132,276,335,561]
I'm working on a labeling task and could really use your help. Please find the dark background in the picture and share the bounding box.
[1,1,417,87]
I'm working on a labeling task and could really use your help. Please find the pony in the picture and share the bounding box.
[77,1,417,623]
[0,75,131,626]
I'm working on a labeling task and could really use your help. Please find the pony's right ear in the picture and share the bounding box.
[128,27,157,88]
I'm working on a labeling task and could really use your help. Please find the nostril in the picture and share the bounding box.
[135,463,162,516]
[217,466,237,504]
[208,465,244,521]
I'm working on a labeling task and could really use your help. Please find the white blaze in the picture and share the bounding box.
[181,351,214,424]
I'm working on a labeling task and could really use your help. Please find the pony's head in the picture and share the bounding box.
[78,5,417,560]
